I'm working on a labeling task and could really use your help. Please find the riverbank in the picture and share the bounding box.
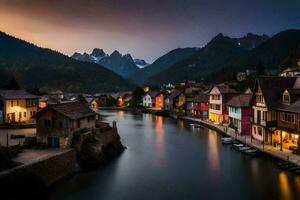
[180,116,300,167]
[0,124,125,199]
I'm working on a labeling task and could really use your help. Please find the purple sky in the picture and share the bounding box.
[0,0,299,62]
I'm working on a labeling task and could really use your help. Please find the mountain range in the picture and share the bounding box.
[0,31,134,93]
[145,30,300,86]
[72,48,149,77]
[0,29,299,93]
[128,47,199,84]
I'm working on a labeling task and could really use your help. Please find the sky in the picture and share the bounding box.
[0,0,299,62]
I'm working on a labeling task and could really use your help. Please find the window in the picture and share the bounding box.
[24,112,26,118]
[281,112,295,123]
[19,112,21,120]
[210,104,221,110]
[283,94,290,104]
[59,121,63,128]
[17,100,19,106]
[211,95,221,100]
[44,120,51,127]
[258,127,263,136]
[11,100,13,107]
[256,94,264,103]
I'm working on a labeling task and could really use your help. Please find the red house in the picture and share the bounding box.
[186,93,209,119]
[226,94,253,135]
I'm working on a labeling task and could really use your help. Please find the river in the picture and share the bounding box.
[49,110,300,200]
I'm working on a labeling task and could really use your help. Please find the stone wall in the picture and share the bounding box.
[0,149,77,198]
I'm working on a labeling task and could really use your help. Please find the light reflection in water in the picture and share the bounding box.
[279,172,292,200]
[207,130,220,179]
[177,119,184,129]
[116,110,125,121]
[154,116,165,166]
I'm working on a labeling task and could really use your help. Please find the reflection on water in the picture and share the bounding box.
[116,110,125,121]
[177,119,184,129]
[279,172,292,200]
[207,130,220,179]
[154,116,165,166]
[50,111,300,200]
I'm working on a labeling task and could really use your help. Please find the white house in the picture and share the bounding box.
[143,93,152,107]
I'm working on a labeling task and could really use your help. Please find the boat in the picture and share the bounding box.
[238,146,251,151]
[233,144,244,148]
[194,124,204,128]
[244,149,257,154]
[221,137,233,141]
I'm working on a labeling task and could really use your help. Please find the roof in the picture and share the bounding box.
[167,91,181,100]
[0,90,38,99]
[147,91,161,98]
[257,76,297,109]
[226,94,252,107]
[277,99,300,114]
[286,88,300,95]
[33,102,97,120]
[186,93,209,102]
[215,84,237,94]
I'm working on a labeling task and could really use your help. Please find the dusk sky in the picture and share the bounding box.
[0,0,299,62]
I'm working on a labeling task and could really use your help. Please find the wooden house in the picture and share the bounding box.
[32,102,97,148]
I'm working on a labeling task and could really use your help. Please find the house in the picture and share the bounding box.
[143,91,164,109]
[208,84,238,124]
[143,93,152,108]
[251,76,297,144]
[0,90,39,125]
[279,59,300,77]
[32,102,97,148]
[186,93,209,119]
[164,91,181,111]
[226,94,253,135]
[273,87,300,151]
[94,93,108,107]
[84,96,99,110]
[236,72,247,82]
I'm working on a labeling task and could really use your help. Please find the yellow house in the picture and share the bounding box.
[0,90,39,125]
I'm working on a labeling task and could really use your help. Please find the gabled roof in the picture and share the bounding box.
[0,90,38,99]
[256,76,297,109]
[33,102,97,120]
[147,91,162,98]
[215,84,237,94]
[227,94,252,107]
[167,91,181,100]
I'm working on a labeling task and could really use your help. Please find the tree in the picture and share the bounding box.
[129,87,145,107]
[2,76,20,90]
[256,61,265,76]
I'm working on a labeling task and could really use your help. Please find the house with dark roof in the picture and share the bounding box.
[208,84,238,124]
[0,90,39,125]
[164,91,184,111]
[186,93,209,119]
[226,94,253,135]
[251,76,297,144]
[32,102,98,148]
[273,87,300,151]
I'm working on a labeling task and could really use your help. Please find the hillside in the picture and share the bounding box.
[0,31,135,93]
[128,47,198,84]
[146,30,300,86]
[207,29,300,83]
[145,34,249,85]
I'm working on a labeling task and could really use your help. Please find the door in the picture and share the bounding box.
[48,136,60,148]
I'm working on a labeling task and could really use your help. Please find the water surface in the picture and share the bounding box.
[50,110,300,200]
